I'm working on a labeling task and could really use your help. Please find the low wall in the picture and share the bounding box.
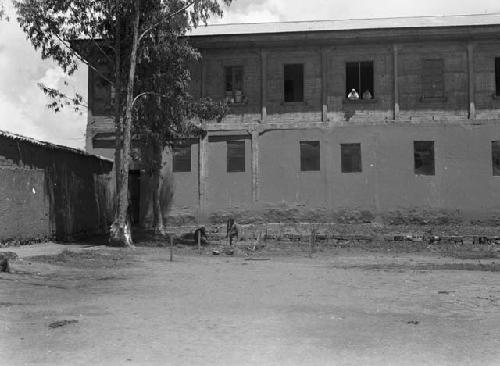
[0,167,50,241]
[0,132,113,242]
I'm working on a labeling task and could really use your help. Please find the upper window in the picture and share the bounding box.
[422,59,444,99]
[92,132,116,149]
[172,145,191,173]
[227,140,245,172]
[224,66,244,103]
[492,141,500,176]
[414,141,435,176]
[495,58,500,97]
[300,141,320,171]
[341,143,362,173]
[284,64,304,102]
[93,72,112,115]
[346,61,374,100]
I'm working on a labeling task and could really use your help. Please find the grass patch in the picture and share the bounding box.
[27,249,135,268]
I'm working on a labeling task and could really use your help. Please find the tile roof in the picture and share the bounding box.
[189,13,500,37]
[0,130,113,162]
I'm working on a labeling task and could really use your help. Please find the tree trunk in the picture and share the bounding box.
[113,0,122,210]
[151,138,165,235]
[109,0,140,247]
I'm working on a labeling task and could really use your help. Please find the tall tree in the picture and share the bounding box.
[15,0,231,246]
[135,29,229,232]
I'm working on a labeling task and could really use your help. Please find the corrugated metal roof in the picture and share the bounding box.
[189,13,500,37]
[0,130,113,162]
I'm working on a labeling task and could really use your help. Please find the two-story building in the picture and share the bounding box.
[87,13,500,226]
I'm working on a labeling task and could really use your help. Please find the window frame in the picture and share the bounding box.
[341,143,362,173]
[492,141,500,176]
[413,141,435,176]
[284,63,305,103]
[92,72,113,115]
[300,141,320,172]
[345,61,374,100]
[224,66,244,103]
[172,144,192,173]
[495,58,500,97]
[227,140,246,173]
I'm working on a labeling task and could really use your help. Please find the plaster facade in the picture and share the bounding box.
[85,15,500,226]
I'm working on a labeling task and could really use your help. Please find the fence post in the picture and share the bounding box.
[309,228,315,258]
[170,234,174,262]
[197,229,201,254]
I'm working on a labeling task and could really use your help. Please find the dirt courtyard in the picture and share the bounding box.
[1,241,500,366]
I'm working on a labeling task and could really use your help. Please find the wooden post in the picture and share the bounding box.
[309,228,315,258]
[198,133,208,221]
[251,129,260,202]
[197,229,201,254]
[201,49,207,98]
[393,44,399,120]
[169,234,173,262]
[260,49,267,122]
[467,42,476,120]
[321,48,328,122]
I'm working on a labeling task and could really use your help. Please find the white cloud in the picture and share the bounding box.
[222,0,500,22]
[0,1,87,149]
[39,68,67,89]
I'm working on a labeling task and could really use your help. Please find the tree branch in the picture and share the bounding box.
[38,82,88,112]
[52,32,115,85]
[138,0,196,43]
[132,91,169,108]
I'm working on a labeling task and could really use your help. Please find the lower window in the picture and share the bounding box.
[341,143,362,173]
[227,140,245,172]
[172,145,191,172]
[414,141,435,175]
[300,141,320,171]
[492,141,500,176]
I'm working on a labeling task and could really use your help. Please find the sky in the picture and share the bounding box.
[1,0,500,150]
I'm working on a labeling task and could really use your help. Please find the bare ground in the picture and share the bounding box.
[1,241,500,366]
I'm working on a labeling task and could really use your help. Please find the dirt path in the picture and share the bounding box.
[1,244,499,365]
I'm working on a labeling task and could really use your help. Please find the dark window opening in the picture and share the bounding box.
[172,145,191,172]
[300,141,320,171]
[422,59,444,99]
[341,143,362,173]
[346,61,374,99]
[492,141,500,176]
[93,72,113,115]
[414,141,435,176]
[284,64,304,102]
[495,58,500,96]
[92,132,116,149]
[227,140,245,172]
[225,66,244,103]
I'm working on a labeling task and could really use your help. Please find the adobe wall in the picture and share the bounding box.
[166,121,500,225]
[0,167,51,241]
[327,44,393,123]
[474,41,500,119]
[84,38,500,227]
[0,135,113,241]
[139,142,200,227]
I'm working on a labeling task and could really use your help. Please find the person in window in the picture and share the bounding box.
[362,89,373,100]
[348,88,359,100]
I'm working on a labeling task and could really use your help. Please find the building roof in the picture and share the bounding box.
[189,13,500,37]
[0,130,113,163]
